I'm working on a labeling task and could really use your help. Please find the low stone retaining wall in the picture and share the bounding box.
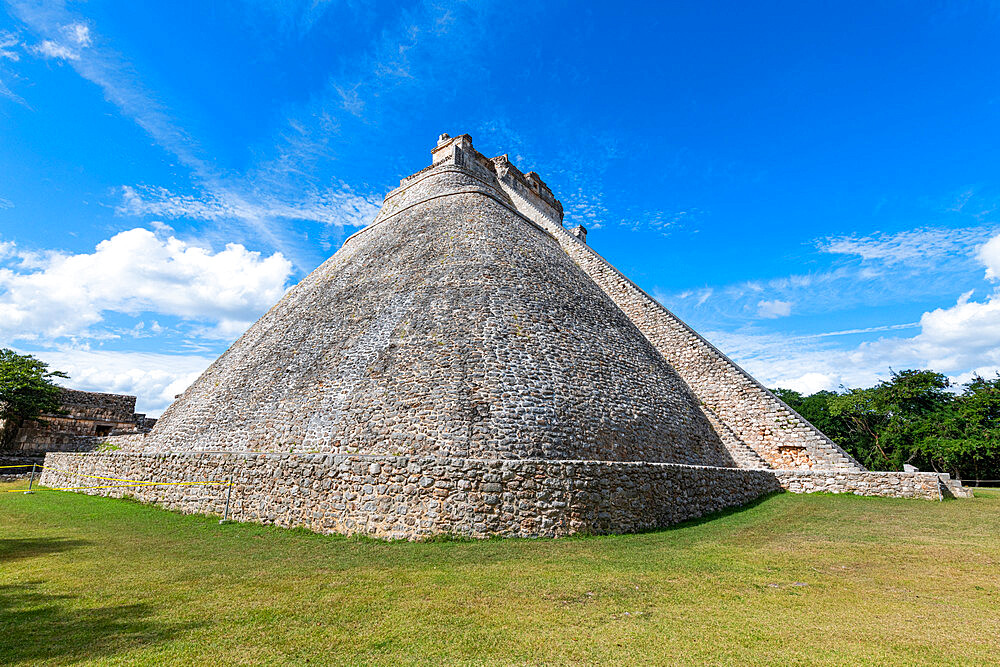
[42,452,781,539]
[773,469,970,499]
[39,452,970,539]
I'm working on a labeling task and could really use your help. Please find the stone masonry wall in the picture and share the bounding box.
[772,469,961,500]
[58,389,137,421]
[40,452,962,540]
[41,451,781,539]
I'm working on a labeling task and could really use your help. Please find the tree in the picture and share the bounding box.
[828,370,952,471]
[0,349,68,449]
[773,370,1000,480]
[916,374,1000,480]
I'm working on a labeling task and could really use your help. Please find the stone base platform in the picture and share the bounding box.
[39,452,969,539]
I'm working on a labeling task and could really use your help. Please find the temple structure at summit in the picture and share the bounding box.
[41,133,970,538]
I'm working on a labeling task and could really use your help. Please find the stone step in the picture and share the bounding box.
[699,404,770,469]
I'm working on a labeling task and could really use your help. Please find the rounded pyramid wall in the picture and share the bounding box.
[133,165,735,467]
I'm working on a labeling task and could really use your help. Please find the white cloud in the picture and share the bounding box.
[717,302,1000,394]
[19,348,213,417]
[756,299,792,318]
[68,23,91,47]
[621,208,701,236]
[977,234,1000,280]
[0,228,292,342]
[808,322,919,338]
[28,21,92,61]
[0,30,26,104]
[910,290,1000,370]
[782,372,838,394]
[7,2,313,261]
[563,187,610,226]
[32,39,77,60]
[0,78,24,104]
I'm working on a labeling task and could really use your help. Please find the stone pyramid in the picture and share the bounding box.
[140,135,735,469]
[42,134,968,539]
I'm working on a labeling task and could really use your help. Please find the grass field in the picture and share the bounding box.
[1,481,998,666]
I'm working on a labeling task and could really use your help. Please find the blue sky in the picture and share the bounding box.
[2,0,1000,415]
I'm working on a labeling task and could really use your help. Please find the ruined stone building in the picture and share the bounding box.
[42,134,970,538]
[3,388,155,454]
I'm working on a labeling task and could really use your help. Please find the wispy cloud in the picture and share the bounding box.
[0,30,21,60]
[296,0,494,131]
[117,184,380,229]
[817,225,995,266]
[0,77,23,103]
[563,187,609,229]
[31,39,75,59]
[661,224,1000,325]
[701,229,1000,393]
[7,1,377,270]
[335,83,365,117]
[476,118,528,163]
[669,287,714,306]
[620,208,702,236]
[238,0,343,39]
[804,322,919,338]
[0,29,27,104]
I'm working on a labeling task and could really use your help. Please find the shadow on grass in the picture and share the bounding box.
[0,537,91,563]
[562,491,786,541]
[0,581,201,665]
[659,491,783,531]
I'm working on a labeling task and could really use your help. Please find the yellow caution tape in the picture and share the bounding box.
[4,480,231,493]
[0,464,38,469]
[41,465,230,487]
[3,465,231,494]
[39,465,166,484]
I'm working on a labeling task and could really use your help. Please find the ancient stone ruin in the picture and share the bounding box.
[42,134,971,538]
[3,388,155,454]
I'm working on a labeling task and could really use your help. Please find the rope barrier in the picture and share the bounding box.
[0,464,38,469]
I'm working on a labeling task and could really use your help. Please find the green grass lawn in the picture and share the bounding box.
[2,481,998,666]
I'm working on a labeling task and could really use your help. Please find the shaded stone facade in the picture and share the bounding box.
[6,388,155,453]
[42,133,970,538]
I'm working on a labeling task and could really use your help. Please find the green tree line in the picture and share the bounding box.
[773,370,1000,482]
